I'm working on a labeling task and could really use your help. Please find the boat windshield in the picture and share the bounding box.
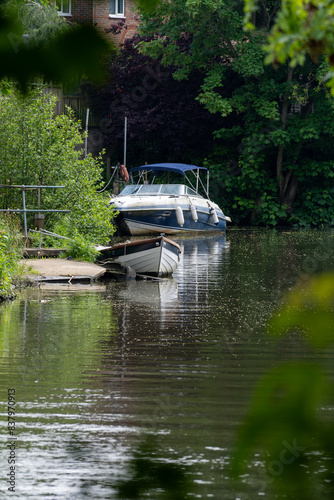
[185,186,201,197]
[139,185,161,194]
[118,184,203,197]
[160,185,184,195]
[118,185,142,196]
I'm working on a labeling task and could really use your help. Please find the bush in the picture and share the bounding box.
[66,234,100,263]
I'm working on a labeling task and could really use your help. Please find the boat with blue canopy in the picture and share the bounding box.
[109,163,231,235]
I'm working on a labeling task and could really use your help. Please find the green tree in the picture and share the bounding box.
[245,0,334,94]
[137,0,334,226]
[4,0,69,48]
[0,84,116,244]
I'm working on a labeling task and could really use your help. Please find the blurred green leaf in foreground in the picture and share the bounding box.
[0,0,161,90]
[0,0,111,90]
[232,271,334,499]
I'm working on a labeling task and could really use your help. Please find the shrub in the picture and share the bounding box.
[66,234,100,263]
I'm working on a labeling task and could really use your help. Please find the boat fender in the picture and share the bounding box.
[119,164,129,183]
[190,204,198,222]
[175,206,184,227]
[210,208,219,225]
[122,264,136,279]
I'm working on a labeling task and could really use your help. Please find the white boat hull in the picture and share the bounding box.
[113,197,228,236]
[98,236,181,277]
[109,164,231,236]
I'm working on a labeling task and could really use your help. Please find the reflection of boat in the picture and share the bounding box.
[109,163,231,236]
[117,278,179,307]
[97,235,181,278]
[173,234,230,294]
[112,278,180,331]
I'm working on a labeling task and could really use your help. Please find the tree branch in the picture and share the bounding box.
[269,0,281,27]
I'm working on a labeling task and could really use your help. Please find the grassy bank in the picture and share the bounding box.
[0,215,25,302]
[0,215,107,303]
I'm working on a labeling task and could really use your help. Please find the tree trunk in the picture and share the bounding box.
[276,67,297,208]
[281,172,298,212]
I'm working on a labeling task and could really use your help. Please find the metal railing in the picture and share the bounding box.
[0,184,70,237]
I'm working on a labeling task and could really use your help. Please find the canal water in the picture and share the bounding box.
[0,230,334,499]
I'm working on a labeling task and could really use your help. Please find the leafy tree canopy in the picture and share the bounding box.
[5,0,68,47]
[84,33,227,166]
[135,0,334,227]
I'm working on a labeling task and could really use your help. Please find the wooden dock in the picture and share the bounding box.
[21,257,106,283]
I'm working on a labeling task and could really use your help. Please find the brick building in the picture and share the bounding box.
[55,0,140,158]
[57,0,139,44]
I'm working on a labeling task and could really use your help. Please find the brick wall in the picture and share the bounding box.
[70,0,139,44]
[71,0,94,24]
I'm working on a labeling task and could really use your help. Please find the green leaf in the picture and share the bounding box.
[269,273,334,348]
[231,362,328,476]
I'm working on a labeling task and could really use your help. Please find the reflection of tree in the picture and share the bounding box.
[0,290,116,392]
[114,435,192,499]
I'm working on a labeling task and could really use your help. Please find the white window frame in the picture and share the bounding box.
[56,0,71,16]
[109,0,125,18]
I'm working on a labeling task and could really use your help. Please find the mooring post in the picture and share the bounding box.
[22,186,27,237]
[34,185,44,231]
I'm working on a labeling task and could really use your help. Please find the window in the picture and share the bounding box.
[109,0,124,17]
[56,0,71,15]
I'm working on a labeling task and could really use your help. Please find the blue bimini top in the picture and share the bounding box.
[130,163,208,176]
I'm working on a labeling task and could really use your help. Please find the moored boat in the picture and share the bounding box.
[96,235,181,278]
[109,163,231,236]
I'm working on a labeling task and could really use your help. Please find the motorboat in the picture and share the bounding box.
[109,163,231,235]
[96,235,181,278]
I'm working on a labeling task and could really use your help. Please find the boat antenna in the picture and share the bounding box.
[123,116,127,167]
[85,108,89,158]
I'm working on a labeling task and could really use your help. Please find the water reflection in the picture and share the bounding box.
[105,234,231,330]
[0,231,333,499]
[115,278,179,328]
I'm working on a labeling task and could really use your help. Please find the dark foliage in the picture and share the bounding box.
[82,34,236,168]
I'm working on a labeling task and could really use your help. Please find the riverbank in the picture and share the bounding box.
[0,258,107,303]
[0,215,108,300]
